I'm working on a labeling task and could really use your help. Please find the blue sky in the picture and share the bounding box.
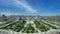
[0,0,60,16]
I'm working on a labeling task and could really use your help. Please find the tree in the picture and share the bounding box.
[22,24,38,33]
[2,15,8,21]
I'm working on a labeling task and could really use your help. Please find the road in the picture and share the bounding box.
[42,20,60,28]
[0,20,18,28]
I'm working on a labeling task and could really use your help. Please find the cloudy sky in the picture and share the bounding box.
[0,0,60,16]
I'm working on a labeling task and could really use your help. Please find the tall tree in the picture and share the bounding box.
[2,15,8,21]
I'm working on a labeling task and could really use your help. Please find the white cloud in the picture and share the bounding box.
[0,0,38,15]
[14,0,39,14]
[0,11,20,16]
